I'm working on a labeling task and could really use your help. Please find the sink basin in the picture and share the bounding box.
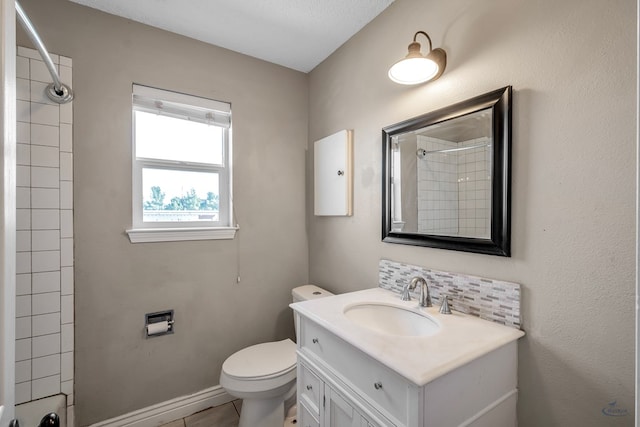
[343,303,440,337]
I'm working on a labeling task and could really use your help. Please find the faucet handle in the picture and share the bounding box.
[400,287,411,301]
[439,295,452,315]
[401,281,415,301]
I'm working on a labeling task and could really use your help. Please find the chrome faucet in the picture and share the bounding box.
[414,276,432,307]
[401,276,432,307]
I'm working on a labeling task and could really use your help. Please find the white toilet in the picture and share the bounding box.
[220,285,333,427]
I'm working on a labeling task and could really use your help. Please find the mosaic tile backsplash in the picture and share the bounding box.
[379,259,521,329]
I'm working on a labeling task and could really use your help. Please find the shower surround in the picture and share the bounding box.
[15,45,74,425]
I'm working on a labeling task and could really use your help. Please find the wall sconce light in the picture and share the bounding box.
[388,31,447,85]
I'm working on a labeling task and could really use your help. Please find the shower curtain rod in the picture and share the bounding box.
[418,142,490,158]
[15,0,73,104]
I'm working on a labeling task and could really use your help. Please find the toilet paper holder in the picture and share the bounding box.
[145,309,174,338]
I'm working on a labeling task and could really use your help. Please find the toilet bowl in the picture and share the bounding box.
[220,285,333,427]
[220,339,297,427]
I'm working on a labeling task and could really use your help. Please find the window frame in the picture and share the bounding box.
[126,84,236,243]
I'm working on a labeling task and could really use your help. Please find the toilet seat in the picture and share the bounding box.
[223,339,297,380]
[220,339,297,396]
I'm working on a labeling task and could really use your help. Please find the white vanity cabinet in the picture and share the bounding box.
[295,314,520,427]
[298,359,384,427]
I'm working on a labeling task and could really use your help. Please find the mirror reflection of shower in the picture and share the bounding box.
[15,0,74,103]
[391,108,493,239]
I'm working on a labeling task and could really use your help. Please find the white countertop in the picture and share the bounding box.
[290,287,525,386]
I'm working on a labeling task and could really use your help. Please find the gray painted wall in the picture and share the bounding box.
[18,0,309,424]
[308,0,636,425]
[400,135,417,232]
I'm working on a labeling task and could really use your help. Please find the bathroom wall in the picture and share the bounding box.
[17,0,309,425]
[15,46,74,423]
[308,0,636,426]
[398,137,418,232]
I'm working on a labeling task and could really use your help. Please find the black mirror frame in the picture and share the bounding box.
[382,86,512,256]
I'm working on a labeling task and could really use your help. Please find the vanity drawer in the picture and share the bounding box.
[298,361,322,414]
[298,401,320,427]
[301,318,409,425]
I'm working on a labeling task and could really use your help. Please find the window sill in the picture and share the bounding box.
[126,226,238,243]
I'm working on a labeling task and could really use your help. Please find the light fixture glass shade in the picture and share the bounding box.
[388,33,447,85]
[388,57,439,85]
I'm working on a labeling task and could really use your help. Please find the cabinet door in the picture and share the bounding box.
[324,387,363,427]
[314,129,353,216]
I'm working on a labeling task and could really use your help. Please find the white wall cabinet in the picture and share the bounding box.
[314,130,353,216]
[296,314,519,427]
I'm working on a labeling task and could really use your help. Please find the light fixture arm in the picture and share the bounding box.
[413,31,433,52]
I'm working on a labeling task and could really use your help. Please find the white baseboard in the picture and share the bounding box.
[88,386,234,427]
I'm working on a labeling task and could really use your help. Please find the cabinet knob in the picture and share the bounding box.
[337,170,344,176]
[306,385,313,390]
[374,382,383,390]
[312,338,319,344]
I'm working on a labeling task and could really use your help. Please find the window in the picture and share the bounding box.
[126,85,236,243]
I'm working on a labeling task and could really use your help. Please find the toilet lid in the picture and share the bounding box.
[223,339,297,380]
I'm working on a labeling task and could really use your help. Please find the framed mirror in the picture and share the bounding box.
[382,86,512,256]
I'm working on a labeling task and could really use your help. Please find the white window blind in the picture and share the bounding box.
[133,84,231,128]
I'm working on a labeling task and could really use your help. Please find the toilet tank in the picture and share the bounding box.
[292,284,333,303]
[291,285,333,338]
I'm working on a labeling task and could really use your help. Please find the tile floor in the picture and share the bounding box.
[160,400,241,427]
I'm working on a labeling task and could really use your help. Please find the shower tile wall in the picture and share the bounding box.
[457,137,491,237]
[15,46,74,423]
[417,136,458,234]
[417,135,491,237]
